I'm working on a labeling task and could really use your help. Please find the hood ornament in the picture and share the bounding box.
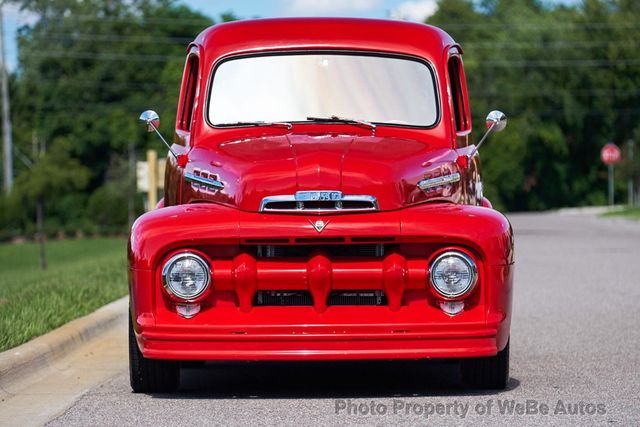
[310,219,329,233]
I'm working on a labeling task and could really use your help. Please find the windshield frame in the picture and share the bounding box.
[204,50,442,130]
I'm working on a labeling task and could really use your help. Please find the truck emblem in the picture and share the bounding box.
[310,219,329,233]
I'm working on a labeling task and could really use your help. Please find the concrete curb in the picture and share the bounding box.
[0,295,128,389]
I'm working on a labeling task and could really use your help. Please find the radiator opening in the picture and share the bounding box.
[252,243,387,258]
[328,290,387,306]
[252,290,388,306]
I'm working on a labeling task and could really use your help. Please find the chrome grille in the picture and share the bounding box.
[251,244,386,258]
[260,191,378,212]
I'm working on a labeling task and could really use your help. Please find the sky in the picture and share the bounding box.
[184,0,440,21]
[1,0,578,70]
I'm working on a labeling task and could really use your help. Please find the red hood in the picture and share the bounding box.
[185,133,462,212]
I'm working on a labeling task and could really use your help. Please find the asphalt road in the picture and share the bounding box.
[46,212,640,426]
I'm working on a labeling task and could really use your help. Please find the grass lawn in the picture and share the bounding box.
[0,238,127,352]
[602,207,640,220]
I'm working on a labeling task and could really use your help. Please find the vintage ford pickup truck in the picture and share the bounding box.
[129,17,514,392]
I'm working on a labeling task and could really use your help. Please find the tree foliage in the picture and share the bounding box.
[3,0,220,237]
[1,0,640,240]
[428,0,640,210]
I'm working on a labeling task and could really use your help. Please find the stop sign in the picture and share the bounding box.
[601,143,621,165]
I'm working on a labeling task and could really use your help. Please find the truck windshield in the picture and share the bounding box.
[208,53,439,128]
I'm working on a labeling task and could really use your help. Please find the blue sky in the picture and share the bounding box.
[183,0,439,21]
[2,0,578,70]
[2,0,442,70]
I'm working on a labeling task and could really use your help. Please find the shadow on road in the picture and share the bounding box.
[156,360,519,399]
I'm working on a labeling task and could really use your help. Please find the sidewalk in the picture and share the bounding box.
[0,299,128,427]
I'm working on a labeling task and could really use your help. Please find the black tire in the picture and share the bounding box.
[181,360,207,369]
[461,340,509,390]
[129,315,180,393]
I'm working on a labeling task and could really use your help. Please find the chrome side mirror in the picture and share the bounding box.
[485,110,507,133]
[468,110,507,159]
[139,110,160,132]
[138,110,177,159]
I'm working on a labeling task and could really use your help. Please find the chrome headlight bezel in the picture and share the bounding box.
[161,252,211,301]
[429,250,478,300]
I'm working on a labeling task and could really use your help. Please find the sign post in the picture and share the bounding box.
[136,151,166,211]
[628,140,635,206]
[601,143,621,206]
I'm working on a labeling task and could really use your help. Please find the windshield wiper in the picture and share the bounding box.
[306,116,376,133]
[215,121,292,130]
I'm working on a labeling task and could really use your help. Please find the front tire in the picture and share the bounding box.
[461,340,509,389]
[129,315,180,393]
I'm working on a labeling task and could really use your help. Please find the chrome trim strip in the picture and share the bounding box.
[260,193,379,212]
[342,195,379,210]
[417,172,461,190]
[184,172,224,190]
[259,195,296,211]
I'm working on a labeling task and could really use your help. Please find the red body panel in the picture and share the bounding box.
[129,203,513,360]
[130,18,514,361]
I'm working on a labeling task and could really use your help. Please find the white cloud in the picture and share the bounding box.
[282,0,382,16]
[3,3,39,27]
[390,0,438,22]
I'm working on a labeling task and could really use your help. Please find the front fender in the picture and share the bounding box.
[129,202,513,270]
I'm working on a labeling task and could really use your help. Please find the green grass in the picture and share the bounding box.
[0,238,127,352]
[602,207,640,220]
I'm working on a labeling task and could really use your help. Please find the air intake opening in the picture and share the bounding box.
[328,290,388,306]
[254,291,313,306]
[250,244,387,258]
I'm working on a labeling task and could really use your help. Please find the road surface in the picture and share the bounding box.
[10,212,640,426]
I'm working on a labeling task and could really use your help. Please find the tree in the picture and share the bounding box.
[12,139,90,268]
[5,0,223,237]
[428,0,640,210]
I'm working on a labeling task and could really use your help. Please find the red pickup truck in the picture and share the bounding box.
[129,17,513,393]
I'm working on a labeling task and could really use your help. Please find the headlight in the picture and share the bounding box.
[429,251,477,299]
[162,253,210,300]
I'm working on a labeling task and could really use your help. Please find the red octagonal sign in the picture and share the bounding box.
[601,143,621,165]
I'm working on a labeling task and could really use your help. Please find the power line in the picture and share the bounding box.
[2,35,634,52]
[20,50,183,62]
[472,58,640,68]
[436,21,640,30]
[15,49,640,68]
[20,13,640,29]
[463,40,639,49]
[29,13,214,26]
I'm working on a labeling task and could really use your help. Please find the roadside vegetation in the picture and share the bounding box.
[602,207,640,220]
[0,238,127,352]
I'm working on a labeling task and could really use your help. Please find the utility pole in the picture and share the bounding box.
[0,3,13,193]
